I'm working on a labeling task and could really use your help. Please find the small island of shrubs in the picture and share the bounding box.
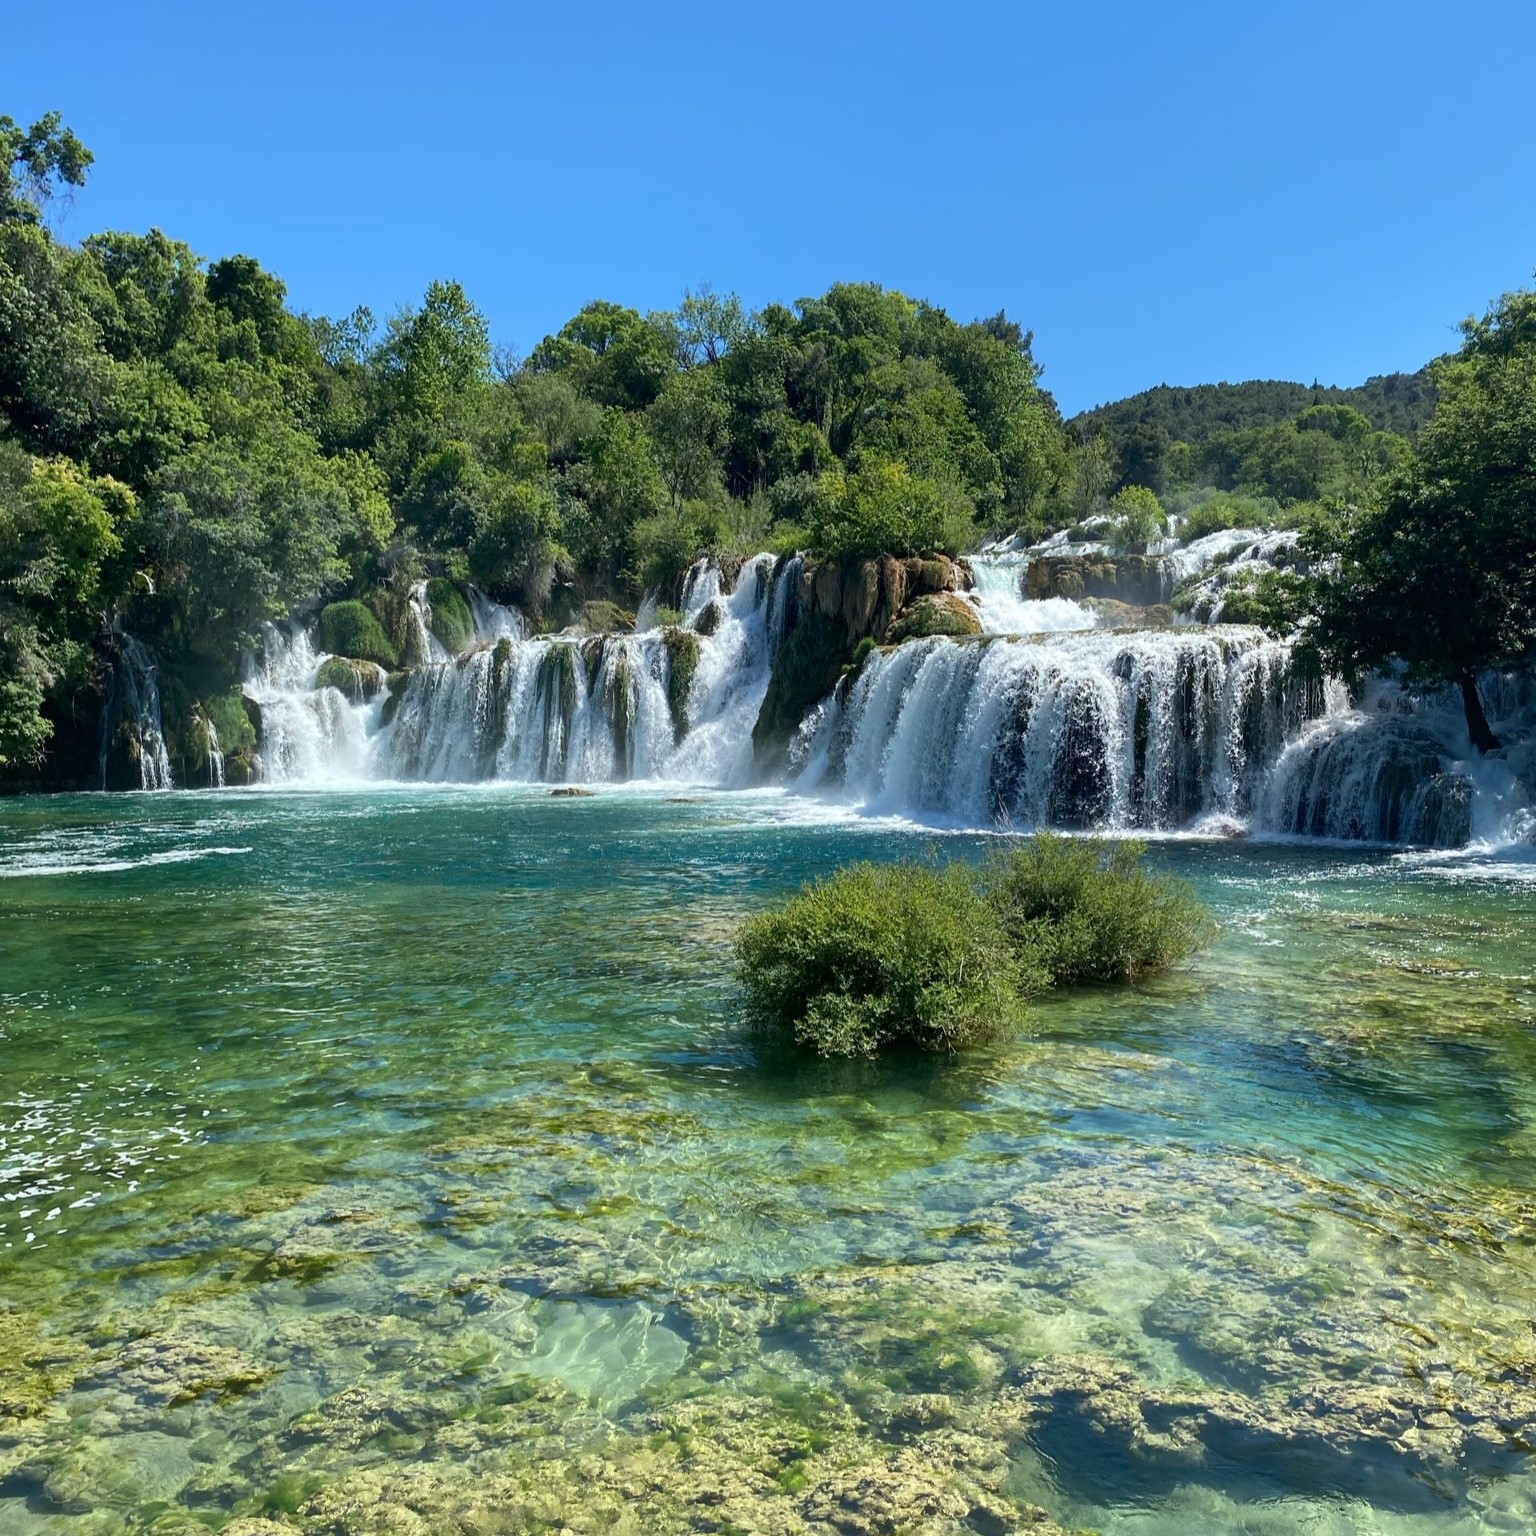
[735,834,1213,1057]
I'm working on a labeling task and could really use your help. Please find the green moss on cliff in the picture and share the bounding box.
[886,593,982,643]
[424,579,474,653]
[319,601,399,668]
[663,628,701,742]
[314,656,387,701]
[752,611,849,769]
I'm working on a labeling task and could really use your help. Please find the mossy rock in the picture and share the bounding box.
[491,636,514,688]
[579,599,636,635]
[202,686,257,755]
[365,588,413,658]
[692,599,725,637]
[886,593,982,643]
[752,610,849,769]
[314,656,387,701]
[379,670,414,728]
[318,601,399,668]
[663,628,701,743]
[910,556,957,596]
[425,578,474,653]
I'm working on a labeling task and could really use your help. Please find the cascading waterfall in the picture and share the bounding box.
[1262,677,1535,847]
[796,627,1332,830]
[204,717,225,789]
[245,623,377,784]
[466,585,524,642]
[964,551,1095,634]
[407,581,450,664]
[233,543,1530,848]
[99,632,173,791]
[377,553,791,785]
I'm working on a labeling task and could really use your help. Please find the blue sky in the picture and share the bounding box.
[6,0,1534,415]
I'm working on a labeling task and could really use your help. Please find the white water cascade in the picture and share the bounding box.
[245,624,377,784]
[254,554,800,789]
[204,716,225,789]
[234,544,1532,848]
[964,551,1096,635]
[795,626,1333,831]
[99,633,173,791]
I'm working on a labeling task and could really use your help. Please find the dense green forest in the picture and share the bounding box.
[1,109,1532,782]
[0,112,1075,778]
[1070,376,1435,504]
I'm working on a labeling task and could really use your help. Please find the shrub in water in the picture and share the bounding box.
[735,861,1029,1058]
[981,833,1213,985]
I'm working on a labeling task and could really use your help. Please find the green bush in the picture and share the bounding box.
[1175,490,1278,543]
[318,600,399,668]
[981,834,1213,985]
[1214,568,1307,633]
[736,836,1215,1057]
[736,862,1029,1058]
[1106,486,1166,552]
[424,578,473,653]
[805,461,977,560]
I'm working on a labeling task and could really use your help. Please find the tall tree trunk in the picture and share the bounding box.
[1456,670,1500,753]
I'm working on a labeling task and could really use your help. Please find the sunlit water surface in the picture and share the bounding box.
[2,787,1535,1535]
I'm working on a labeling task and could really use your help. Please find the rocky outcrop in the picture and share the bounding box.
[313,657,387,702]
[886,592,983,643]
[1026,553,1170,608]
[796,553,972,646]
[753,554,974,769]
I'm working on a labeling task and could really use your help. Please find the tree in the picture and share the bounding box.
[1305,287,1536,752]
[1067,432,1114,523]
[805,460,976,559]
[0,447,127,763]
[1106,485,1164,551]
[0,112,92,225]
[670,286,749,368]
[529,301,673,411]
[647,369,727,507]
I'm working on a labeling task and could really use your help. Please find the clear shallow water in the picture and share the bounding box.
[2,789,1535,1535]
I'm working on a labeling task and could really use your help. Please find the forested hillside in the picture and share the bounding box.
[0,112,1069,781]
[3,108,1530,791]
[1070,374,1437,500]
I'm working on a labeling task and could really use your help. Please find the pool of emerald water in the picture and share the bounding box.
[2,786,1535,1535]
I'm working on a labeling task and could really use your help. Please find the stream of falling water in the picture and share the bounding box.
[222,543,1536,848]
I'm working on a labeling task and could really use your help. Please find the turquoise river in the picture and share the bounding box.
[2,787,1535,1535]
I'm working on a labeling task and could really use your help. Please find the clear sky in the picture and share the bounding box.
[5,0,1534,415]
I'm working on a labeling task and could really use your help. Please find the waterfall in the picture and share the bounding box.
[99,633,173,791]
[205,716,225,789]
[1173,531,1304,622]
[466,585,525,643]
[226,554,1531,849]
[352,553,794,787]
[407,581,450,665]
[1262,678,1535,848]
[964,551,1095,634]
[245,623,377,784]
[797,627,1331,830]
